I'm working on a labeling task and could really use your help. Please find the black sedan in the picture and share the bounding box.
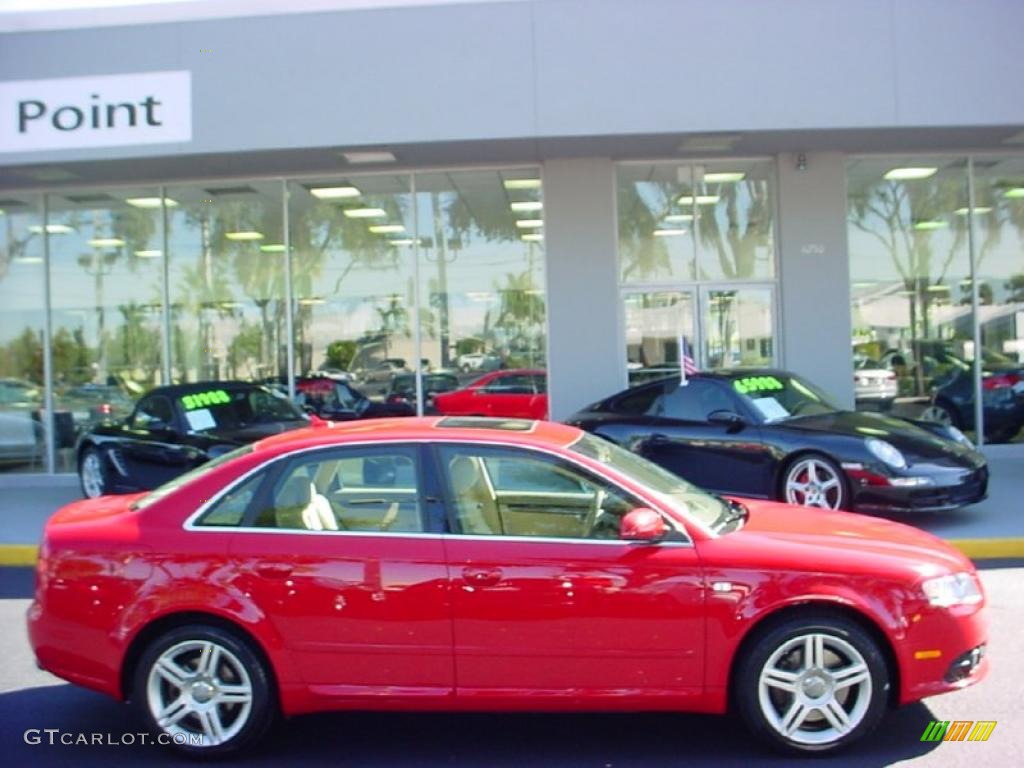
[566,369,988,514]
[925,353,1024,443]
[77,381,309,498]
[293,376,413,420]
[384,372,460,413]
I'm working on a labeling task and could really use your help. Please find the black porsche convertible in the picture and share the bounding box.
[566,369,988,514]
[76,381,309,498]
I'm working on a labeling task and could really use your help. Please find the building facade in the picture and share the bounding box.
[2,0,1023,474]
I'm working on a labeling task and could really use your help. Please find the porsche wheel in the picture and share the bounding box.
[79,447,109,499]
[735,614,889,754]
[782,455,847,510]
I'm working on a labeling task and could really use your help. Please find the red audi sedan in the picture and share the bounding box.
[27,418,987,757]
[433,369,548,419]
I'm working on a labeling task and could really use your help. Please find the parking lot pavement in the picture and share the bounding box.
[0,565,1019,767]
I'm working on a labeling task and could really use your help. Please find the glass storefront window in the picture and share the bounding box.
[0,196,49,473]
[288,175,415,392]
[704,288,774,369]
[847,158,972,417]
[166,181,285,385]
[618,160,776,283]
[415,169,547,381]
[48,188,166,470]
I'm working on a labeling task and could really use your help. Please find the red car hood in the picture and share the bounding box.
[703,498,973,579]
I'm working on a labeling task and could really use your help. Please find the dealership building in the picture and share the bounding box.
[1,0,1023,474]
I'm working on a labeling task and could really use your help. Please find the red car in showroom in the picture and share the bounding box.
[432,369,548,419]
[28,418,987,757]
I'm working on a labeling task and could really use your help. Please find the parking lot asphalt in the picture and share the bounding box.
[0,564,1019,767]
[2,443,1023,563]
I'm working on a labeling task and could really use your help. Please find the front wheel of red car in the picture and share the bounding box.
[133,624,276,757]
[735,614,889,754]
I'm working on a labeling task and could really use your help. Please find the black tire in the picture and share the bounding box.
[78,446,110,499]
[923,400,961,429]
[779,453,848,510]
[133,624,276,757]
[734,613,890,755]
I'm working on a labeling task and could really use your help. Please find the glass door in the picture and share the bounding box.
[623,290,697,386]
[700,286,775,369]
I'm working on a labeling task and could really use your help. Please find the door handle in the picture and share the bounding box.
[255,563,294,579]
[461,567,503,586]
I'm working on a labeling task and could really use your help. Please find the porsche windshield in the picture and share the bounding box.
[729,373,839,423]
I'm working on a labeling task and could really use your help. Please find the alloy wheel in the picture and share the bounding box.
[921,404,954,426]
[784,458,844,509]
[146,639,254,747]
[80,452,105,498]
[757,632,873,747]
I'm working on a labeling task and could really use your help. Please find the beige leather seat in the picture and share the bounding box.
[274,475,338,531]
[448,455,502,534]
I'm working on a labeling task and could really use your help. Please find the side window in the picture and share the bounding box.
[611,385,662,415]
[656,380,735,421]
[132,396,175,429]
[439,446,641,540]
[195,471,265,527]
[530,375,547,394]
[482,374,530,394]
[253,446,424,533]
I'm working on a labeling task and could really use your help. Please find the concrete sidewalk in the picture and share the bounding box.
[1,446,1022,564]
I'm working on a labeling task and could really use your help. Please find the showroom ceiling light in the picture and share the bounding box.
[912,220,947,231]
[28,224,74,234]
[926,284,950,292]
[14,256,43,264]
[388,238,416,246]
[125,197,178,209]
[225,231,265,240]
[521,233,543,242]
[703,172,745,183]
[664,213,694,223]
[503,179,542,190]
[466,291,493,301]
[677,194,720,205]
[310,186,360,199]
[134,250,162,258]
[884,167,937,180]
[343,207,387,218]
[1003,187,1024,199]
[88,237,125,248]
[954,207,993,215]
[341,150,396,164]
[653,228,688,237]
[259,244,287,253]
[515,219,543,229]
[299,297,326,305]
[368,224,405,234]
[510,201,543,213]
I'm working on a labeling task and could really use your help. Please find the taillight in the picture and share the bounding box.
[99,403,112,415]
[982,373,1020,390]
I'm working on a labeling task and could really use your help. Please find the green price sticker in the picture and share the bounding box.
[181,389,232,410]
[733,376,784,395]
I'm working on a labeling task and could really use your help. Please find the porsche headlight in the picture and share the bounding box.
[865,438,907,469]
[921,572,983,607]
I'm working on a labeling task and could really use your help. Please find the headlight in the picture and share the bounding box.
[945,426,973,447]
[921,572,983,607]
[865,438,906,469]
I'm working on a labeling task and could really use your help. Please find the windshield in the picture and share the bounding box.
[568,432,732,532]
[730,373,839,423]
[179,386,306,431]
[131,444,254,511]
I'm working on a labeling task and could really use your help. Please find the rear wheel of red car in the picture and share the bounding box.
[780,454,847,510]
[133,624,275,756]
[735,614,889,754]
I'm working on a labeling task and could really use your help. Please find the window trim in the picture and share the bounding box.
[181,438,693,547]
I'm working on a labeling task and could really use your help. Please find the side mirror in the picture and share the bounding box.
[707,409,746,431]
[620,507,667,543]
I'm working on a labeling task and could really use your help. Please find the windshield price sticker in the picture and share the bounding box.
[181,390,231,410]
[733,376,784,395]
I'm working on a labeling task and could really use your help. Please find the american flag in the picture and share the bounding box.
[678,334,698,385]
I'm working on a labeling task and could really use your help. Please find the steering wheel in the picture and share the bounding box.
[582,488,607,538]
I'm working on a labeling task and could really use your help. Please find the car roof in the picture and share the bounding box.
[252,417,581,454]
[142,381,270,398]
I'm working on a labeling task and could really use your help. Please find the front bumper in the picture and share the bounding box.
[851,465,988,514]
[898,600,989,705]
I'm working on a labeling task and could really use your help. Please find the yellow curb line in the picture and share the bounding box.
[1,538,1023,568]
[0,545,39,566]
